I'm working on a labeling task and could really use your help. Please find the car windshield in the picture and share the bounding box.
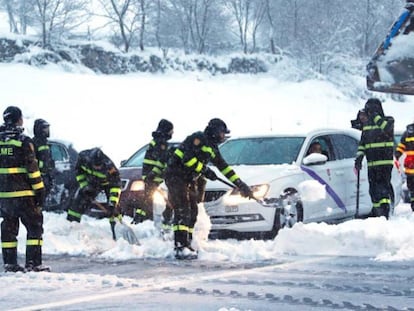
[219,137,305,165]
[121,145,147,167]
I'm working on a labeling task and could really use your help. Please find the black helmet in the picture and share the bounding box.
[34,118,50,138]
[157,119,173,134]
[3,106,22,125]
[364,98,384,116]
[204,118,230,144]
[89,147,105,165]
[153,119,173,140]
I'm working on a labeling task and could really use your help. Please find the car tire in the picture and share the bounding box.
[268,191,303,239]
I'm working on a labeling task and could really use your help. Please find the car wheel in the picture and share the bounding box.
[269,190,303,239]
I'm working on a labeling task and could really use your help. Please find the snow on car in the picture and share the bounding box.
[204,128,403,240]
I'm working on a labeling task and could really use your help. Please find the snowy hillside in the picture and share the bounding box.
[1,54,414,310]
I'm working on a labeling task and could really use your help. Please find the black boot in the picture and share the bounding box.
[2,245,24,272]
[25,263,51,272]
[4,263,25,272]
[26,244,50,272]
[2,245,17,265]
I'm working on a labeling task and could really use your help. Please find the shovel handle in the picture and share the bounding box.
[216,177,236,188]
[216,177,264,204]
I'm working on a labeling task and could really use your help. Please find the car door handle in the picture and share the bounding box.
[335,171,344,176]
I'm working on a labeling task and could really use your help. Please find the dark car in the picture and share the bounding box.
[44,139,78,212]
[119,143,179,217]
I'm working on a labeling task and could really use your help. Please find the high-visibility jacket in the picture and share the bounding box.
[396,123,414,175]
[75,149,121,206]
[166,131,240,184]
[0,125,45,203]
[142,137,170,185]
[357,114,394,168]
[33,136,55,176]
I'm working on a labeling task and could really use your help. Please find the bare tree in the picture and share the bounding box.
[223,0,266,53]
[1,0,35,34]
[32,0,89,47]
[137,0,145,51]
[96,0,141,52]
[2,0,19,33]
[192,0,216,53]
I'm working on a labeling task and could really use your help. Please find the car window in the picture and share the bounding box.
[310,135,336,161]
[50,142,69,162]
[219,137,305,165]
[122,145,148,167]
[394,133,402,147]
[330,134,359,160]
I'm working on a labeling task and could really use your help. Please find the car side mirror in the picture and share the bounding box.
[303,153,328,165]
[120,160,127,166]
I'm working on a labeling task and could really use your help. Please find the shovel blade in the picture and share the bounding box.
[116,222,140,245]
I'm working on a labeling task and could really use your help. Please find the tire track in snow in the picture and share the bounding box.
[9,256,329,311]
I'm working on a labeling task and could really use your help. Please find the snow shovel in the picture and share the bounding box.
[215,177,265,204]
[93,201,140,245]
[216,177,291,208]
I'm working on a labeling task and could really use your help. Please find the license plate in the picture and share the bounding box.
[225,206,238,213]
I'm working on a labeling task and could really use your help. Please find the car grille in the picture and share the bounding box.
[204,190,227,202]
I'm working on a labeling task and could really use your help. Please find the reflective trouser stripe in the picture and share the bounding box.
[162,223,171,230]
[173,225,190,232]
[372,198,391,208]
[27,239,43,246]
[367,160,394,167]
[1,241,17,248]
[135,209,146,216]
[67,209,82,219]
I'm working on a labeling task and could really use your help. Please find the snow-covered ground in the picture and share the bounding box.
[0,60,414,310]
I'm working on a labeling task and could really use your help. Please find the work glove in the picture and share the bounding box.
[354,155,363,171]
[234,180,254,199]
[203,167,217,181]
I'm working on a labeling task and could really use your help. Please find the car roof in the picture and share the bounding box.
[49,138,77,149]
[226,127,361,140]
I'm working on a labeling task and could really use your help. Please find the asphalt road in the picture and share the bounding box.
[10,254,413,311]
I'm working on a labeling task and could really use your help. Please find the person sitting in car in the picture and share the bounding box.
[307,141,322,155]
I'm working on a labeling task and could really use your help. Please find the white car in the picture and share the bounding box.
[204,128,403,240]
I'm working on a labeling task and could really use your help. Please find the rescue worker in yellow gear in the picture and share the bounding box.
[0,106,49,272]
[66,147,121,222]
[395,121,414,211]
[165,118,253,260]
[132,119,174,226]
[354,98,395,219]
[33,119,55,199]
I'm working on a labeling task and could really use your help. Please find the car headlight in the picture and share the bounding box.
[231,184,269,199]
[130,180,145,192]
[153,189,167,205]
